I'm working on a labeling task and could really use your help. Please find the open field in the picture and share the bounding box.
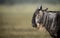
[0,4,60,38]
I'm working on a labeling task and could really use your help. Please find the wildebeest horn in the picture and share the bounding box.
[38,5,42,10]
[39,5,42,10]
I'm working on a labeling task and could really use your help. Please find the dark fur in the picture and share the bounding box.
[32,6,60,38]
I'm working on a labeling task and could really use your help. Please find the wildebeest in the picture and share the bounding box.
[32,6,60,38]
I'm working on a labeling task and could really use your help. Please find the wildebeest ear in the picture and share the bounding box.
[44,8,48,11]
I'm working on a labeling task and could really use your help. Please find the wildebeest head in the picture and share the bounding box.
[32,5,48,28]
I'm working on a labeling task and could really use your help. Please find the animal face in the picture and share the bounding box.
[32,6,48,27]
[32,5,42,28]
[32,5,48,28]
[35,10,43,28]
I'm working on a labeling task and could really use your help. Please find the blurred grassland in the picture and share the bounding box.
[0,4,60,38]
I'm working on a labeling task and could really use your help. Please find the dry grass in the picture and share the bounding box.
[0,4,60,38]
